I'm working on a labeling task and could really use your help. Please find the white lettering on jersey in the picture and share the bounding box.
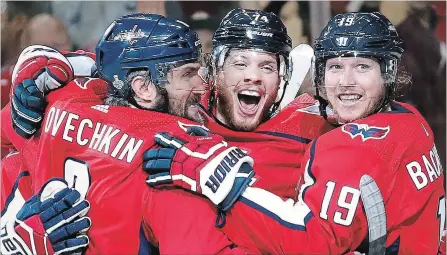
[406,144,443,190]
[77,119,93,146]
[44,107,67,136]
[97,127,121,154]
[62,113,79,142]
[118,137,143,163]
[111,133,129,158]
[89,123,108,150]
[44,106,144,163]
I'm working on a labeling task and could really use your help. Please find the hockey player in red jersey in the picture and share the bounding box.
[145,12,445,254]
[192,8,332,198]
[2,9,334,255]
[1,13,250,255]
[1,45,97,255]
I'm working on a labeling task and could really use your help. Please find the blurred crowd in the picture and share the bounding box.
[1,1,446,165]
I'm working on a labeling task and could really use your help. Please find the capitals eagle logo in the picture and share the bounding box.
[342,123,390,141]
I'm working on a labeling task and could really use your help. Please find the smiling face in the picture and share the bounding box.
[323,56,386,124]
[166,62,207,122]
[215,49,281,131]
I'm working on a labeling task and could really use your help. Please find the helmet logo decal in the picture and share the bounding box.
[112,75,124,90]
[248,30,273,37]
[336,37,348,47]
[157,65,166,78]
[113,25,147,45]
[250,13,269,24]
[338,16,355,26]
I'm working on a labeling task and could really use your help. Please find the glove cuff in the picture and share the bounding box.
[0,217,53,255]
[219,162,255,212]
[200,147,254,205]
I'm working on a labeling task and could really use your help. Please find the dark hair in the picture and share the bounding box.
[104,70,152,106]
[103,69,169,115]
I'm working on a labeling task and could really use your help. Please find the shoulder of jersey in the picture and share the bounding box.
[89,106,199,130]
[284,93,317,110]
[70,77,107,91]
[47,78,107,104]
[332,102,430,146]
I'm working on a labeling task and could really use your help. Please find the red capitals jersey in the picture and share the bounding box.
[219,101,445,254]
[1,79,247,254]
[1,152,33,228]
[2,86,332,254]
[1,45,333,254]
[203,94,333,199]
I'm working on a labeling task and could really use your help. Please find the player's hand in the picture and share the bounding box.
[143,126,255,211]
[11,79,48,138]
[10,45,73,138]
[11,45,74,94]
[0,178,91,255]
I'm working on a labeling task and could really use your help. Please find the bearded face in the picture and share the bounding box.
[166,62,206,122]
[215,49,281,131]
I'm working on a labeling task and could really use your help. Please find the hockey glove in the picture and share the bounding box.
[143,127,255,211]
[10,45,74,138]
[0,178,91,255]
[11,45,74,94]
[11,79,48,138]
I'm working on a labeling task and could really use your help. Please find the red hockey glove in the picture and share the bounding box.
[12,45,74,95]
[10,45,75,138]
[0,179,91,255]
[143,126,255,212]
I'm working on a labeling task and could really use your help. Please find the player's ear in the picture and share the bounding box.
[131,75,157,101]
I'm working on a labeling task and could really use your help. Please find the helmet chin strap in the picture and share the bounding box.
[314,87,330,121]
[268,79,288,118]
[371,83,393,114]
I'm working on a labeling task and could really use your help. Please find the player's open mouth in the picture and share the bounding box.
[338,93,362,105]
[237,90,261,116]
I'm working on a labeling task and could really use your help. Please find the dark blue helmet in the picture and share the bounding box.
[96,13,202,98]
[313,12,404,119]
[213,8,292,64]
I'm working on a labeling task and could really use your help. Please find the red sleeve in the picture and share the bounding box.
[1,104,27,151]
[142,188,258,254]
[221,138,444,254]
[384,147,445,255]
[45,78,107,104]
[219,140,372,254]
[1,153,33,225]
